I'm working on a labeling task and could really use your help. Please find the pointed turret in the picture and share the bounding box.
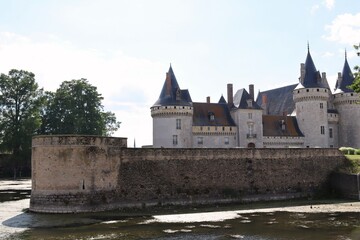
[301,46,323,88]
[335,51,355,93]
[152,65,192,107]
[218,95,227,104]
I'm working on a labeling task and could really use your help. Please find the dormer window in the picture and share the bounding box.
[247,99,253,108]
[176,88,181,101]
[208,112,215,121]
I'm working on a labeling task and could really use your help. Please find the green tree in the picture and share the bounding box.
[350,43,360,93]
[0,69,44,178]
[41,78,120,136]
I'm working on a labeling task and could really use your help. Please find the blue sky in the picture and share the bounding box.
[0,0,359,146]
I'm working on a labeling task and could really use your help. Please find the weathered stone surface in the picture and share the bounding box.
[30,135,347,213]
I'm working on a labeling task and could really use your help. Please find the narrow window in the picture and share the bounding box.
[224,137,229,145]
[320,126,325,135]
[176,119,181,129]
[173,135,178,145]
[248,113,253,119]
[198,137,203,145]
[329,128,333,138]
[320,103,323,109]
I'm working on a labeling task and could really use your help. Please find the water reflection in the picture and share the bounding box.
[1,180,360,240]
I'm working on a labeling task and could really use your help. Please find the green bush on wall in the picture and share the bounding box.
[355,149,360,155]
[339,147,359,155]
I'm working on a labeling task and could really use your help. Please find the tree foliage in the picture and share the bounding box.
[40,78,120,136]
[0,70,44,177]
[350,43,360,93]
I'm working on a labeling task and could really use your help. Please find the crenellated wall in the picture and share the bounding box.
[30,135,347,213]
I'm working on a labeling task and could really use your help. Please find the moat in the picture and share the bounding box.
[1,179,360,240]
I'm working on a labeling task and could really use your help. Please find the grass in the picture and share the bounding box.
[339,154,360,174]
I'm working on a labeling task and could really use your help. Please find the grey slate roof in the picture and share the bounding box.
[256,84,298,115]
[233,88,261,110]
[192,102,236,126]
[152,66,192,107]
[262,115,304,137]
[218,95,227,104]
[335,55,355,93]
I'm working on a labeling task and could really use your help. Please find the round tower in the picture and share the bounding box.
[333,53,360,148]
[151,66,193,148]
[293,47,330,147]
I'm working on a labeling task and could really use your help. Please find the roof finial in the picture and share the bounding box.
[345,49,347,60]
[307,41,310,52]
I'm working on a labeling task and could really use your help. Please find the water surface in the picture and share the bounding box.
[1,180,360,240]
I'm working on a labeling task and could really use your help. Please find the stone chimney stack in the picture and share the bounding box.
[337,72,342,79]
[206,96,210,103]
[300,63,305,83]
[227,83,233,106]
[249,84,254,100]
[261,94,268,115]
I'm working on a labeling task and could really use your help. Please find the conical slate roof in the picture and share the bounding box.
[152,65,192,107]
[335,52,355,93]
[302,47,323,88]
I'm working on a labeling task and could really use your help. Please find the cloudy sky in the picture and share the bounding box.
[0,0,359,147]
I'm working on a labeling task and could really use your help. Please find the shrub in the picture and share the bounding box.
[355,149,360,155]
[339,147,349,154]
[339,147,357,155]
[348,148,356,155]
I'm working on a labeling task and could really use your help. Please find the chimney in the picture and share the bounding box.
[165,72,171,96]
[322,72,326,79]
[206,96,210,103]
[227,83,233,106]
[249,84,254,100]
[300,63,305,83]
[337,72,342,79]
[261,94,268,115]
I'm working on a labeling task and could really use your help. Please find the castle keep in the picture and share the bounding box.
[151,47,360,148]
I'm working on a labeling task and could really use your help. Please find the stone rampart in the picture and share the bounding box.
[30,135,347,213]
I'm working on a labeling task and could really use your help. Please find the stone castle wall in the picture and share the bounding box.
[30,135,347,213]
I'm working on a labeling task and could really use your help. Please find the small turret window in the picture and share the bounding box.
[176,119,181,129]
[320,103,323,109]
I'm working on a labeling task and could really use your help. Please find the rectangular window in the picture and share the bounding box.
[197,137,203,145]
[173,135,178,145]
[320,103,323,109]
[329,128,333,138]
[224,137,229,145]
[320,126,325,135]
[248,113,253,119]
[248,124,254,134]
[176,119,181,129]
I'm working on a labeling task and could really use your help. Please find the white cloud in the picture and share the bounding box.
[322,51,334,57]
[324,0,335,10]
[0,31,164,147]
[324,13,360,45]
[311,4,320,15]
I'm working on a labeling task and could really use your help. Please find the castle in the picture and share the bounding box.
[151,47,360,148]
